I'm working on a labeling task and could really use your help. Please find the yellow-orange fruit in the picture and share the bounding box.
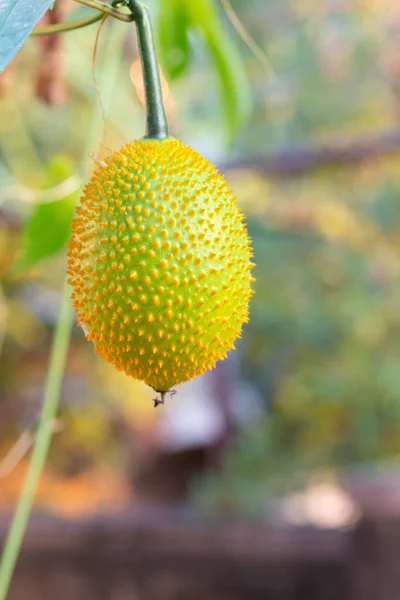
[67,138,254,392]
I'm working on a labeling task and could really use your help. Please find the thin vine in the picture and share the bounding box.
[31,13,104,36]
[0,14,127,600]
[31,0,134,36]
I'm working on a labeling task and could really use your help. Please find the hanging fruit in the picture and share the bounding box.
[67,0,255,404]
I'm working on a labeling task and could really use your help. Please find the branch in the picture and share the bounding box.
[221,127,400,176]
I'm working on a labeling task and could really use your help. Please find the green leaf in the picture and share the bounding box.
[14,155,78,273]
[157,0,192,80]
[186,0,252,144]
[0,0,53,72]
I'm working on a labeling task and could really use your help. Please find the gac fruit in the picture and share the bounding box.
[67,138,254,392]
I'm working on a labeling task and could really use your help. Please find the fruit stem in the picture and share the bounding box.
[114,0,168,140]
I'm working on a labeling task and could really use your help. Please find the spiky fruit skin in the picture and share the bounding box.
[68,138,254,391]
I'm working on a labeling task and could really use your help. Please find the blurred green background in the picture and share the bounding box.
[1,0,400,517]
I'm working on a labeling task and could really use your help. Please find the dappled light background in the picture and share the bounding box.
[1,0,400,545]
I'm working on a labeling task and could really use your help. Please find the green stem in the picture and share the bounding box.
[73,0,133,21]
[0,280,73,600]
[31,13,104,36]
[116,0,168,139]
[0,17,126,600]
[31,0,135,38]
[30,0,168,140]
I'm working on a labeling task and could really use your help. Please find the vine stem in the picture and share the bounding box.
[31,13,104,36]
[30,0,168,141]
[0,17,126,600]
[74,0,133,21]
[122,0,169,139]
[31,0,134,37]
[0,280,73,600]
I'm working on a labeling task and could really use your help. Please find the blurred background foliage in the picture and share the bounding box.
[1,0,400,516]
